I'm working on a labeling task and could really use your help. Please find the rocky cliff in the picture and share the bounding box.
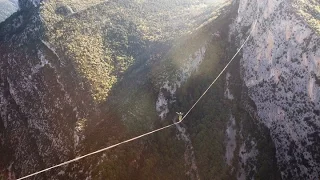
[0,1,98,178]
[0,0,319,179]
[230,0,320,179]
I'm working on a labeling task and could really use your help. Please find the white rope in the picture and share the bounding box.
[181,20,257,121]
[17,123,178,180]
[17,19,257,180]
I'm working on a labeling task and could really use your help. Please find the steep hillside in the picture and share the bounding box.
[230,0,320,179]
[0,0,233,179]
[0,0,319,179]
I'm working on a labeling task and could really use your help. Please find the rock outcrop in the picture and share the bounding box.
[230,0,320,179]
[0,0,318,179]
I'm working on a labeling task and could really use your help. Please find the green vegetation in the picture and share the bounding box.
[65,32,117,102]
[37,0,280,179]
[39,0,226,103]
[78,3,233,178]
[0,0,285,179]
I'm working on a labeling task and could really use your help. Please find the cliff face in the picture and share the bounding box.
[230,0,320,179]
[0,0,319,179]
[0,1,97,178]
[0,0,231,179]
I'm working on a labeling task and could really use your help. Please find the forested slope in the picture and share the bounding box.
[0,0,318,179]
